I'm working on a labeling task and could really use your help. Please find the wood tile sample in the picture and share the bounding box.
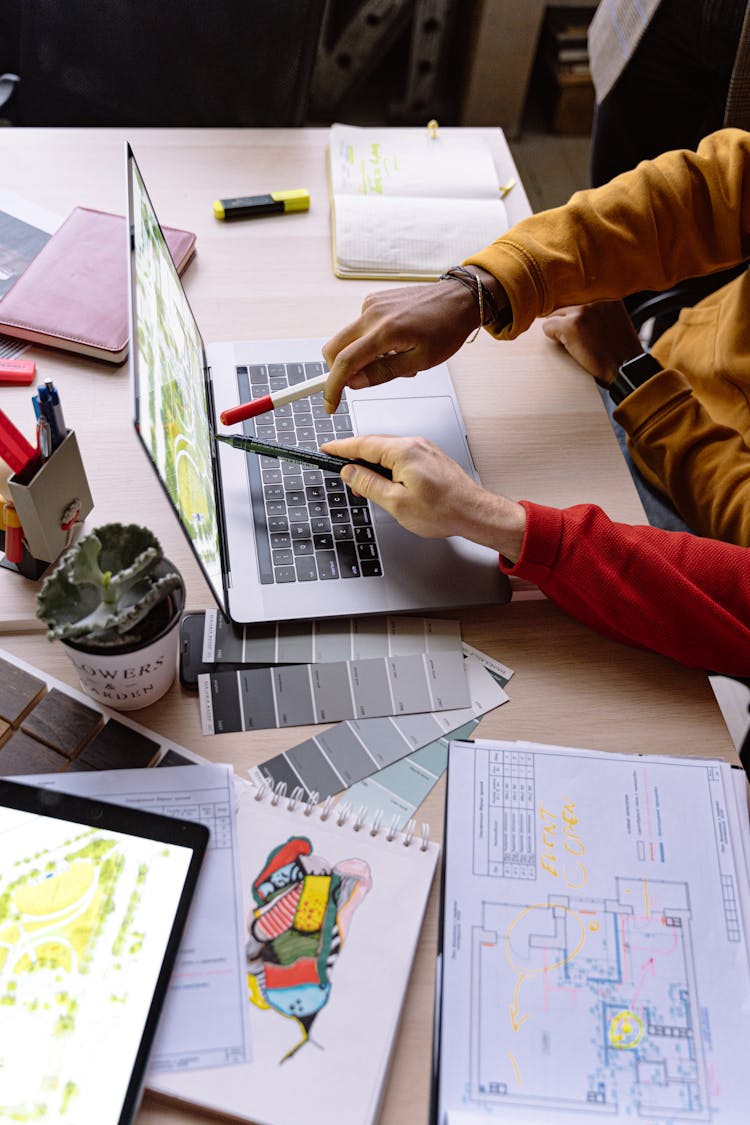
[0,730,68,775]
[0,657,46,725]
[21,688,103,758]
[76,720,161,770]
[157,749,197,768]
[0,718,10,746]
[66,758,97,772]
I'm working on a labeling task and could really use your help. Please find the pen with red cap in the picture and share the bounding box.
[220,371,329,426]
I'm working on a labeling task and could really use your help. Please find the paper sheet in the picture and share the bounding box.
[13,764,251,1072]
[0,191,61,357]
[437,739,750,1123]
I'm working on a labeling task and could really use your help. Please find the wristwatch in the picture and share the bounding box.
[609,351,663,406]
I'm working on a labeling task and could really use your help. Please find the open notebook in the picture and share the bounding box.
[328,123,509,280]
[149,777,439,1125]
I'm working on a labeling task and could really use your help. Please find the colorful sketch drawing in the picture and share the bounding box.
[245,836,372,1061]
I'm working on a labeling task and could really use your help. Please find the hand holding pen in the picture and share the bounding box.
[214,432,393,480]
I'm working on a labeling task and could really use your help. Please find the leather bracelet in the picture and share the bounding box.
[439,265,510,331]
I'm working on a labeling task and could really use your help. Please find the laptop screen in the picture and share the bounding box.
[127,149,225,606]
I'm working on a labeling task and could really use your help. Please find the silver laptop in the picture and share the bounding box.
[126,145,510,624]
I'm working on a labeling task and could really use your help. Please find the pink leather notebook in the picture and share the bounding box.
[0,206,196,364]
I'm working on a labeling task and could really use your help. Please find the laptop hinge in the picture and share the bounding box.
[204,363,233,599]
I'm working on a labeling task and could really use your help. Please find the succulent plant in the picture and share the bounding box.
[37,523,183,647]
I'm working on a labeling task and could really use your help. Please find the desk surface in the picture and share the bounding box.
[0,129,737,1125]
[0,126,648,631]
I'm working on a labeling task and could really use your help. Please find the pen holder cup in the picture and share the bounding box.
[6,430,94,577]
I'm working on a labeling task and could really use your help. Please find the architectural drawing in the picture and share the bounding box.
[469,879,716,1118]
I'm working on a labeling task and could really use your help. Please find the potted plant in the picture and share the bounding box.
[37,522,185,711]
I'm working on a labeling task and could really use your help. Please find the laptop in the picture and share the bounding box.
[126,144,511,624]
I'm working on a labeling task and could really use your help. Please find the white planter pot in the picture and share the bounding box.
[61,570,185,712]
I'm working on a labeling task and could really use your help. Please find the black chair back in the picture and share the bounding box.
[7,0,325,126]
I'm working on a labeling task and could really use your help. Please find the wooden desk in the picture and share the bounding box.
[0,129,737,1125]
[0,611,736,1125]
[0,126,646,630]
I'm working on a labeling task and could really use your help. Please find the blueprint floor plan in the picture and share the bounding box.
[435,740,750,1124]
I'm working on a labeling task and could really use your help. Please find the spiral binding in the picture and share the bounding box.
[252,777,431,851]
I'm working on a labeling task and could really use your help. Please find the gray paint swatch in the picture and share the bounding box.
[203,608,462,665]
[247,654,509,801]
[199,651,470,734]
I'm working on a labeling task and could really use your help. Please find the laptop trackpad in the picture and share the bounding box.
[350,395,476,524]
[351,395,474,467]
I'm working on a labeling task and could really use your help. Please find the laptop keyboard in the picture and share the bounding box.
[236,364,384,585]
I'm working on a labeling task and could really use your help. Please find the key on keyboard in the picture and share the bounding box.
[235,364,384,585]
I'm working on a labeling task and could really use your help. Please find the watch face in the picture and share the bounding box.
[611,352,662,405]
[620,352,662,384]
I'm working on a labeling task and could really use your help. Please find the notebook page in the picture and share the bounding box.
[329,123,508,279]
[150,779,439,1125]
[330,124,503,201]
[333,194,508,278]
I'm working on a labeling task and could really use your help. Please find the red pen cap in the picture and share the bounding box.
[220,395,274,426]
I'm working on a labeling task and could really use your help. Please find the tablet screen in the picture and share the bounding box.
[0,779,208,1124]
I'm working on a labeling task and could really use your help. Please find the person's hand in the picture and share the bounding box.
[542,300,643,386]
[321,281,480,414]
[320,434,526,561]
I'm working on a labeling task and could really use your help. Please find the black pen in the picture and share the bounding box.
[214,433,393,480]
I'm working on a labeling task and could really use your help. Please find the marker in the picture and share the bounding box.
[213,189,310,221]
[0,358,36,385]
[220,371,329,426]
[214,433,392,480]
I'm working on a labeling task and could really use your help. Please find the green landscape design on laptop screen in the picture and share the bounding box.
[130,158,223,600]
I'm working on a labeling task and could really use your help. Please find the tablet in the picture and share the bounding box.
[0,777,209,1125]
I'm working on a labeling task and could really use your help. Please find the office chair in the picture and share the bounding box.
[627,265,750,776]
[627,262,749,348]
[5,0,325,126]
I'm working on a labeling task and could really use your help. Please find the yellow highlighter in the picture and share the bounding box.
[213,189,310,221]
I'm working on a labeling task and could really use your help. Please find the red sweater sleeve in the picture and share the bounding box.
[501,502,750,675]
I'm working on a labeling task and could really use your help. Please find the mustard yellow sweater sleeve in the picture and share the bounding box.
[464,128,750,337]
[613,367,750,543]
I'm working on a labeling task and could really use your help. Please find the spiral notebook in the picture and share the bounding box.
[328,123,509,281]
[148,777,440,1125]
